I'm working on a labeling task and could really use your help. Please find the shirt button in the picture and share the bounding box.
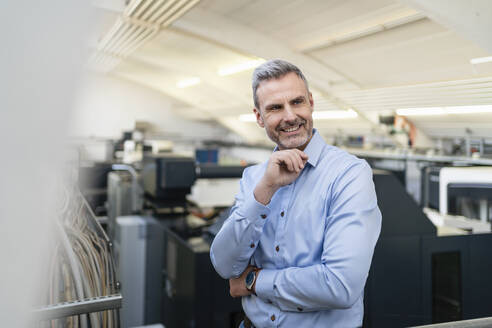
[275,245,280,252]
[280,211,284,217]
[297,307,303,312]
[250,243,255,248]
[267,299,272,304]
[261,214,267,219]
[270,315,276,321]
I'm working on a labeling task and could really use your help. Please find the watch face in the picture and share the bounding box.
[245,270,255,289]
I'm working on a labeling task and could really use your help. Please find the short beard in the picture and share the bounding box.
[276,119,307,132]
[275,127,312,150]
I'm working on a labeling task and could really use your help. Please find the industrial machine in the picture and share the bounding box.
[365,169,492,327]
[420,165,492,233]
[161,214,243,328]
[439,166,492,222]
[109,153,247,328]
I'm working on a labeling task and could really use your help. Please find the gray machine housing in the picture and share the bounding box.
[107,171,134,240]
[114,216,164,328]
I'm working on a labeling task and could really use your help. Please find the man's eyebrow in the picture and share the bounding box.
[291,96,305,102]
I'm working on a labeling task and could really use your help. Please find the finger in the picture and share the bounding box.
[288,150,304,171]
[275,151,293,171]
[293,149,309,161]
[293,151,305,170]
[277,151,299,172]
[285,151,301,172]
[282,155,295,172]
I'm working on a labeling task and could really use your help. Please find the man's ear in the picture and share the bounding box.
[308,91,314,109]
[253,108,264,128]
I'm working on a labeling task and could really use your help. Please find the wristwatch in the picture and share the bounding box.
[245,269,258,292]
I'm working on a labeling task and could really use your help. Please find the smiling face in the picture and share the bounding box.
[254,72,314,150]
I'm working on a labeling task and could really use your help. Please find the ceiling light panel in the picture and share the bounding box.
[218,59,265,76]
[396,107,446,116]
[470,56,492,65]
[396,105,492,116]
[177,77,201,88]
[313,109,358,120]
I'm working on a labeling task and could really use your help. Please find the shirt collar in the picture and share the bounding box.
[302,129,324,167]
[272,129,325,168]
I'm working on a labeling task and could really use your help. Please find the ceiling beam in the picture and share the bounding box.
[298,14,426,53]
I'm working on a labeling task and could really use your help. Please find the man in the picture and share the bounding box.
[210,59,381,328]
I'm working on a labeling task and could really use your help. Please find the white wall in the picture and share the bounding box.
[71,73,233,140]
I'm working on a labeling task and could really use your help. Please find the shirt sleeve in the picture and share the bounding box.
[254,161,381,311]
[210,167,271,279]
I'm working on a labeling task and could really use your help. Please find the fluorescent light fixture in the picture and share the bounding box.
[218,59,265,76]
[239,114,257,122]
[238,109,358,122]
[446,105,492,114]
[396,107,446,116]
[313,109,358,120]
[177,77,200,88]
[397,105,492,116]
[470,56,492,65]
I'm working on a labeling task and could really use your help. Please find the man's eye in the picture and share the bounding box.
[293,98,304,105]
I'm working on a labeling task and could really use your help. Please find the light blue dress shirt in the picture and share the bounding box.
[210,130,381,328]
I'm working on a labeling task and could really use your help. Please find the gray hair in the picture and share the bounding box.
[252,59,309,109]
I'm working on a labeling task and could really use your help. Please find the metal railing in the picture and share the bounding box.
[33,294,122,321]
[411,317,492,328]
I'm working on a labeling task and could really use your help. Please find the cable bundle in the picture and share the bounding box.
[40,183,119,328]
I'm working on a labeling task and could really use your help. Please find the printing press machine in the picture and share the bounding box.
[365,166,492,327]
[107,154,247,328]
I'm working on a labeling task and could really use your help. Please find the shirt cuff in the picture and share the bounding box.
[254,269,277,301]
[239,194,271,226]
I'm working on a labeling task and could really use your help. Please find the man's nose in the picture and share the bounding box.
[283,105,297,122]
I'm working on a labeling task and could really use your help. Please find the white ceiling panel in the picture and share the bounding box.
[194,0,252,16]
[128,32,255,107]
[149,29,248,67]
[271,2,417,51]
[340,77,492,112]
[114,59,244,115]
[309,19,492,88]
